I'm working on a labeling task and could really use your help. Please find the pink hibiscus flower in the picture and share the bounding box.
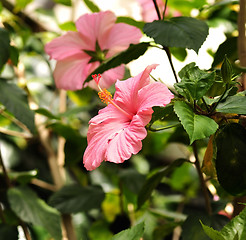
[45,11,142,90]
[83,65,174,171]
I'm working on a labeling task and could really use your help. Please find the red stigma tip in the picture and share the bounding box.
[92,74,101,85]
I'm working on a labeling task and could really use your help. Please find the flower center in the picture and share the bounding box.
[92,74,133,120]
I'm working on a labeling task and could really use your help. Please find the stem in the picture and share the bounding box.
[163,0,168,19]
[0,203,6,224]
[20,221,32,240]
[0,145,11,188]
[192,141,212,215]
[163,46,179,83]
[209,86,228,115]
[148,123,181,132]
[202,97,210,113]
[152,0,162,20]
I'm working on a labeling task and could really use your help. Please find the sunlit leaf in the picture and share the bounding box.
[8,186,62,240]
[83,0,100,12]
[144,17,208,53]
[174,101,218,144]
[111,222,144,240]
[58,21,76,31]
[54,0,71,6]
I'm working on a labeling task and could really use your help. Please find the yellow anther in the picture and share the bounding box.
[98,89,113,105]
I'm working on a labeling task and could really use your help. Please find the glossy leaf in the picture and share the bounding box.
[0,79,35,133]
[49,185,105,214]
[83,0,100,12]
[216,96,246,114]
[143,17,208,53]
[7,186,62,240]
[202,206,246,240]
[84,43,150,83]
[111,222,144,240]
[175,63,216,100]
[174,101,218,144]
[137,158,186,209]
[0,28,10,70]
[215,123,246,196]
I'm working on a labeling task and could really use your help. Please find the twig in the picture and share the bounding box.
[0,127,32,139]
[152,0,162,20]
[30,178,57,192]
[192,141,212,215]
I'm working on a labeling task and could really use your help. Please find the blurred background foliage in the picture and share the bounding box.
[0,0,246,240]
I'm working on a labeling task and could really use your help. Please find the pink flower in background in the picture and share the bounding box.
[83,65,174,171]
[137,0,165,22]
[45,11,142,90]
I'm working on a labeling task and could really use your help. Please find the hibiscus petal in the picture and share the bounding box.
[45,32,88,60]
[137,82,174,112]
[53,54,90,90]
[86,65,125,90]
[83,118,130,171]
[105,23,142,57]
[114,64,158,114]
[105,115,147,163]
[76,11,116,50]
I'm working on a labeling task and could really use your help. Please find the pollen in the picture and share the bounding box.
[98,89,113,104]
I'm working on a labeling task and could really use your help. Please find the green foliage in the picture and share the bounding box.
[0,225,18,240]
[143,17,209,53]
[116,17,145,30]
[53,0,72,6]
[202,206,246,240]
[175,62,216,100]
[0,28,10,71]
[49,184,105,213]
[7,186,62,240]
[83,0,100,12]
[0,79,35,133]
[58,21,76,31]
[15,0,33,11]
[215,123,246,196]
[174,101,218,144]
[221,55,233,84]
[84,42,150,83]
[111,222,145,240]
[137,158,186,209]
[216,95,246,114]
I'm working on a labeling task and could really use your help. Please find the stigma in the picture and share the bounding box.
[92,74,133,120]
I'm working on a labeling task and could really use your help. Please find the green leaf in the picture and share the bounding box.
[201,222,225,240]
[182,213,229,240]
[35,108,61,120]
[7,186,62,240]
[84,43,150,83]
[212,37,237,68]
[9,46,19,66]
[0,79,35,133]
[149,105,176,124]
[15,0,33,11]
[170,47,187,61]
[221,55,233,84]
[175,63,216,100]
[215,123,246,196]
[116,16,145,30]
[202,206,246,240]
[143,17,209,53]
[111,222,144,240]
[216,96,246,114]
[58,21,76,31]
[49,185,105,214]
[174,101,218,144]
[53,0,71,6]
[0,28,10,70]
[137,158,186,209]
[0,225,18,240]
[83,0,100,12]
[47,122,87,165]
[8,169,38,184]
